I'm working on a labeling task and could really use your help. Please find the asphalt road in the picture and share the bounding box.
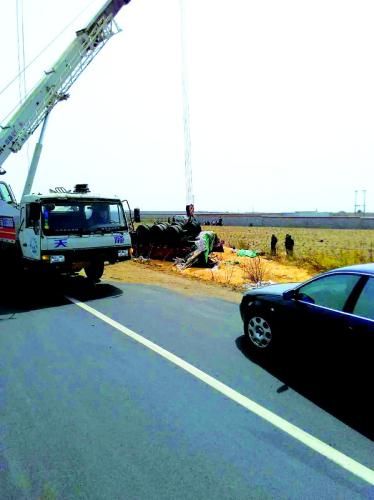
[0,275,373,499]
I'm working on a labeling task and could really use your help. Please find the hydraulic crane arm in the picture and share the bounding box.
[0,0,131,173]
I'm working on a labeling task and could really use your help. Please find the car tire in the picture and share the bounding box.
[244,308,278,356]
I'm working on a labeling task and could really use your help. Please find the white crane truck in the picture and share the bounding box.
[0,0,133,282]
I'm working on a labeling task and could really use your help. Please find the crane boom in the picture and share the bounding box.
[0,0,133,284]
[0,0,131,172]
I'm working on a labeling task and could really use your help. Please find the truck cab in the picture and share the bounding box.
[17,189,132,281]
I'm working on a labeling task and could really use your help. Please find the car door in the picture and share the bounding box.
[345,276,374,370]
[287,273,362,357]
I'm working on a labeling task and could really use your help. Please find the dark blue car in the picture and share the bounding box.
[240,263,374,361]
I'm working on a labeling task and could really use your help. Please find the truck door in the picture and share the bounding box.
[18,203,41,260]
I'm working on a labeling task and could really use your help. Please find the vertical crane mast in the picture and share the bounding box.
[179,0,194,210]
[0,0,131,174]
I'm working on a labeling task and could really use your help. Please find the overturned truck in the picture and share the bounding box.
[131,218,224,269]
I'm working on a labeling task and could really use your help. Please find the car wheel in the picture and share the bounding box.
[244,309,277,355]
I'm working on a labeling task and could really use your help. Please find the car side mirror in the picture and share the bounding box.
[282,289,297,300]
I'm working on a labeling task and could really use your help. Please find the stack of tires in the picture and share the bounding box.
[135,219,201,248]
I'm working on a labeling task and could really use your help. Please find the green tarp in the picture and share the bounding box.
[236,249,258,257]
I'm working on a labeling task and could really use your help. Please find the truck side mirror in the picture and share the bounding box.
[28,202,40,221]
[133,208,141,223]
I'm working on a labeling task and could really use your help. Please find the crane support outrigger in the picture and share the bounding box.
[0,0,133,282]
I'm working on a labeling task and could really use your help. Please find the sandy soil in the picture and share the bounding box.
[103,247,313,304]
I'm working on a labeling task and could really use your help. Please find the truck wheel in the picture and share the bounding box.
[84,260,104,283]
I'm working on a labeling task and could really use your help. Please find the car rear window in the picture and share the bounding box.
[297,273,361,311]
[353,277,374,320]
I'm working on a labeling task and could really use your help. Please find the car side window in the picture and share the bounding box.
[297,274,361,311]
[353,278,374,320]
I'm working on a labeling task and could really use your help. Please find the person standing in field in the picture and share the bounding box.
[270,234,278,256]
[285,234,294,256]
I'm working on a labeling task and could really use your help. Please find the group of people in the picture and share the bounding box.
[166,215,223,227]
[203,219,223,226]
[270,233,294,256]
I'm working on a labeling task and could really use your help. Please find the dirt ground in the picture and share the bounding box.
[103,247,313,304]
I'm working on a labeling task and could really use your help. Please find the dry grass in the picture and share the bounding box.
[208,226,374,272]
[104,246,312,299]
[120,225,373,293]
[173,247,312,288]
[241,256,268,284]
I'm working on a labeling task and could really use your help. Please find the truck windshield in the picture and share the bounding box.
[41,201,127,235]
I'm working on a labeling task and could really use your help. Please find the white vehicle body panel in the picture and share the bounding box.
[42,232,131,252]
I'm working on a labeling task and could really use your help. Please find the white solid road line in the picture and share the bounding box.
[66,296,374,486]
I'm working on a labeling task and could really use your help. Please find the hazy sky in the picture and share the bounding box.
[0,0,373,213]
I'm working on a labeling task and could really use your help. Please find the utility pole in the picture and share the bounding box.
[354,190,367,214]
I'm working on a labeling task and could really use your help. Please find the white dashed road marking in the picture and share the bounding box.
[67,295,374,486]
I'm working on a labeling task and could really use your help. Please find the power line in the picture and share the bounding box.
[16,0,29,162]
[0,0,98,103]
[16,0,27,103]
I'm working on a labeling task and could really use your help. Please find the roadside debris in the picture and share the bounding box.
[132,256,151,263]
[236,249,258,258]
[175,231,221,270]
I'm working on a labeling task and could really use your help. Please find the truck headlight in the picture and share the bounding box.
[118,249,128,258]
[50,255,65,263]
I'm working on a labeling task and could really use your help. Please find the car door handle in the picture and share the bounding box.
[22,243,27,247]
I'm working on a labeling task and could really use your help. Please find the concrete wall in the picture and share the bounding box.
[136,211,374,230]
[200,214,374,229]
